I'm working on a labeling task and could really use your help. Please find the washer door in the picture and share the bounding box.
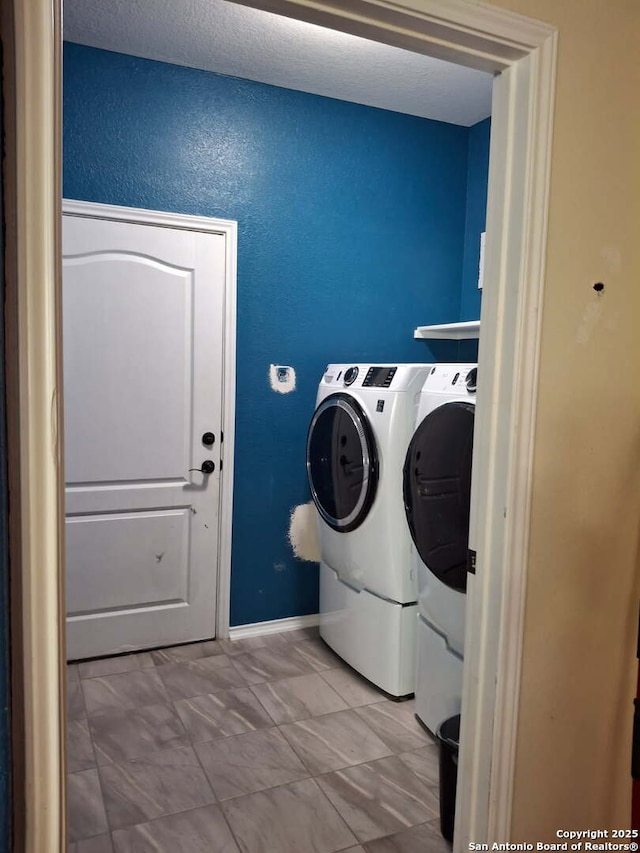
[403,401,475,592]
[307,393,378,532]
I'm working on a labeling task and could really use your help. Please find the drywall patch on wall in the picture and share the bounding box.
[604,310,620,333]
[576,298,604,345]
[601,245,621,274]
[289,501,321,562]
[269,364,296,394]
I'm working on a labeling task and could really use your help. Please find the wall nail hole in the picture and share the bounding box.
[593,282,605,292]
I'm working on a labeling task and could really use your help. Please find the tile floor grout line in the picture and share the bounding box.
[218,776,359,852]
[173,688,278,742]
[69,828,114,848]
[190,712,225,803]
[91,764,112,834]
[246,673,350,727]
[216,771,315,803]
[109,801,239,848]
[226,652,255,691]
[194,726,316,804]
[316,667,401,708]
[185,722,332,853]
[275,722,394,780]
[69,732,439,795]
[213,789,247,853]
[313,758,441,833]
[91,722,118,840]
[100,751,219,838]
[272,718,319,777]
[245,682,285,728]
[76,670,89,720]
[66,765,110,845]
[152,653,252,704]
[69,714,99,777]
[277,704,399,765]
[83,712,440,821]
[90,699,192,767]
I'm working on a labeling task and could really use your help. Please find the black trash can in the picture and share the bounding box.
[436,714,460,842]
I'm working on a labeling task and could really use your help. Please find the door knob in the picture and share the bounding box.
[202,432,215,446]
[189,460,215,474]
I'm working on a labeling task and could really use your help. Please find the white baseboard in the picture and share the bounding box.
[228,613,320,640]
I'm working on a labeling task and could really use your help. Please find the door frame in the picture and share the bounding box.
[6,0,557,849]
[62,198,238,645]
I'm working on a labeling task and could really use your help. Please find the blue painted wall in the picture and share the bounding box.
[0,76,12,847]
[63,43,488,626]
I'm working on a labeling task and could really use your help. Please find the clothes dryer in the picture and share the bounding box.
[403,363,477,733]
[307,363,433,696]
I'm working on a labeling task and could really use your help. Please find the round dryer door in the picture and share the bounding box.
[307,393,378,532]
[403,401,475,592]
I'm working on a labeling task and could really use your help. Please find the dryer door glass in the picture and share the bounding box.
[307,393,378,532]
[403,401,475,592]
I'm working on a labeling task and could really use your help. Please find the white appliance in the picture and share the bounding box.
[307,363,434,697]
[403,363,477,733]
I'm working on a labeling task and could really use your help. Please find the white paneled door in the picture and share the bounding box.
[63,206,229,660]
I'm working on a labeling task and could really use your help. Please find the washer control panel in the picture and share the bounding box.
[362,366,397,388]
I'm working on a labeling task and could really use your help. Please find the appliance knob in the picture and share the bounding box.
[343,367,359,386]
[466,367,478,393]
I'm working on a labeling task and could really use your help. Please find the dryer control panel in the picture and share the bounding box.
[362,366,397,388]
[422,363,477,395]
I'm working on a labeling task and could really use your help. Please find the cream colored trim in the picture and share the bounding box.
[486,33,557,839]
[61,199,238,643]
[457,32,557,844]
[228,613,320,640]
[13,0,65,849]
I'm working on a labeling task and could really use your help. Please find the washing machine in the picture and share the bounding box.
[403,363,477,733]
[306,363,434,697]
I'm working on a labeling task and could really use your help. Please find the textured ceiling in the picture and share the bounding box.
[63,0,493,126]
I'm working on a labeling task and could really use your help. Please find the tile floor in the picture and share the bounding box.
[67,627,450,853]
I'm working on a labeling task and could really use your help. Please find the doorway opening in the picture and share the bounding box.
[5,0,557,848]
[61,14,492,847]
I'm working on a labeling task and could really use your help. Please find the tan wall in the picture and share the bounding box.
[486,0,640,837]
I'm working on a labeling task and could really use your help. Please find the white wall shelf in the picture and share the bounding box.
[414,320,480,340]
